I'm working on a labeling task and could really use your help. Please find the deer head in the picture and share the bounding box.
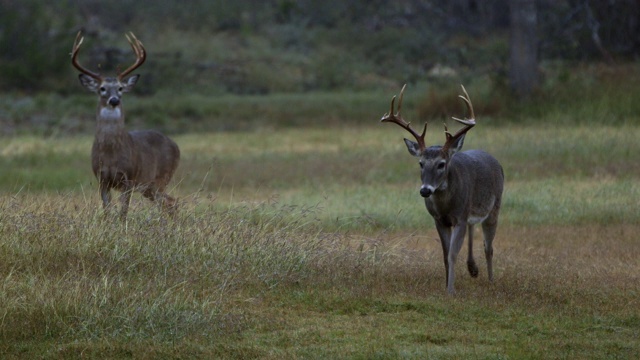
[71,31,146,109]
[381,84,476,198]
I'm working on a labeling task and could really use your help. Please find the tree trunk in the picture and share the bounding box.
[509,0,538,98]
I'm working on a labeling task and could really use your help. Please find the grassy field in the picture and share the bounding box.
[0,120,638,358]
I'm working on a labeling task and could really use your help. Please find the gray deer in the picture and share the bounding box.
[71,32,180,220]
[381,85,504,294]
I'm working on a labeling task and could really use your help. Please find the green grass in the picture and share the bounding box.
[6,125,636,228]
[0,122,638,358]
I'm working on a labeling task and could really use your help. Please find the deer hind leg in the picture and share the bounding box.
[159,193,178,217]
[481,221,498,282]
[466,224,479,278]
[142,187,178,217]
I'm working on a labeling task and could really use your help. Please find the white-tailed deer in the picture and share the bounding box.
[381,84,504,294]
[71,31,180,220]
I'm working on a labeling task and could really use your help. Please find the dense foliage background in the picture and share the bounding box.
[0,0,638,134]
[1,0,638,93]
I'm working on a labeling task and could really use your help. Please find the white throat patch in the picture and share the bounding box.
[99,106,122,121]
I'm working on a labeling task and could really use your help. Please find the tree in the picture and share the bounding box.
[509,0,538,98]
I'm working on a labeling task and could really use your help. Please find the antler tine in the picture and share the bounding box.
[443,84,477,152]
[396,83,406,115]
[118,32,147,79]
[380,84,427,151]
[451,85,476,126]
[386,94,397,119]
[70,31,101,80]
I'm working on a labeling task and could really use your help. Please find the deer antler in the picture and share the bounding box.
[442,85,476,153]
[70,31,101,80]
[380,84,427,152]
[118,32,146,80]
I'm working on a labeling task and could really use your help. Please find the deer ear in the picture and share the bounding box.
[447,134,466,156]
[121,74,140,92]
[403,138,422,157]
[78,74,100,92]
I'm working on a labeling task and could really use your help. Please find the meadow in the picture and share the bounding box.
[0,105,638,358]
[1,2,638,356]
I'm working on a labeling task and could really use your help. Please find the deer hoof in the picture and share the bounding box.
[467,261,479,278]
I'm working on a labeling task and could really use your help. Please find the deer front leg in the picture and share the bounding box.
[99,181,112,211]
[434,221,452,288]
[119,188,133,220]
[447,222,468,294]
[467,224,479,278]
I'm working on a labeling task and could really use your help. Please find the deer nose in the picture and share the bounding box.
[420,186,433,198]
[108,97,120,107]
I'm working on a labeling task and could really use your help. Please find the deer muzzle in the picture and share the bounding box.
[420,185,434,198]
[108,97,121,107]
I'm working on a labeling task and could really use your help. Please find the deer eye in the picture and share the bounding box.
[419,161,424,169]
[99,87,106,92]
[437,161,446,170]
[118,87,123,92]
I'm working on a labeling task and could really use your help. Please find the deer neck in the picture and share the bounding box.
[94,102,130,148]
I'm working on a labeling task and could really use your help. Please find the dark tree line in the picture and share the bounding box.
[0,0,638,95]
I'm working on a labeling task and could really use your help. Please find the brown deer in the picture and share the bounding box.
[71,31,180,220]
[381,85,504,294]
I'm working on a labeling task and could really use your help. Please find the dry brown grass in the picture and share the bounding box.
[0,194,638,359]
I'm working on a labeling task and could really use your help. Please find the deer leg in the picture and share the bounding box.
[98,178,114,216]
[100,186,112,210]
[467,224,479,278]
[447,223,468,294]
[119,188,132,221]
[161,194,178,217]
[434,221,451,288]
[142,188,177,217]
[141,187,157,202]
[482,221,497,282]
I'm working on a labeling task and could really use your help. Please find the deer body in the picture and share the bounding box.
[383,85,504,294]
[418,147,503,294]
[72,33,180,219]
[420,149,502,225]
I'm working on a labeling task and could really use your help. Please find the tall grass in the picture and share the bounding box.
[0,194,334,350]
[0,193,638,358]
